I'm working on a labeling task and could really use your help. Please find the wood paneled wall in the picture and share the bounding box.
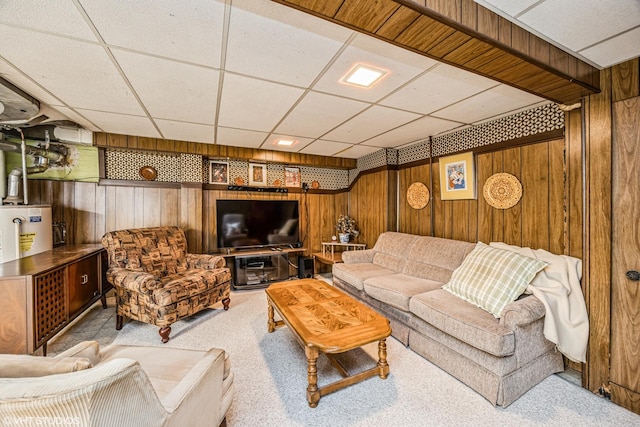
[347,169,397,249]
[395,138,580,255]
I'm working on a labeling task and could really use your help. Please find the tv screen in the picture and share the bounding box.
[216,199,300,249]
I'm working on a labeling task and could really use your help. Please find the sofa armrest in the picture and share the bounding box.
[341,249,376,264]
[500,295,546,328]
[107,267,159,293]
[162,348,227,425]
[186,253,226,269]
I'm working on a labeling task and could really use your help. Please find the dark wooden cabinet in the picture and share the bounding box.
[67,254,101,318]
[0,245,106,355]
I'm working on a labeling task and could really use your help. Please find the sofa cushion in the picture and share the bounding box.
[410,289,516,357]
[363,274,443,312]
[403,236,476,283]
[442,242,548,318]
[370,232,419,271]
[332,263,396,291]
[0,355,92,378]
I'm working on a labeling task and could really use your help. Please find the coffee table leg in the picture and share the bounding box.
[378,338,389,379]
[267,298,276,333]
[305,346,320,408]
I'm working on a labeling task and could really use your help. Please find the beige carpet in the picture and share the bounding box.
[112,288,639,426]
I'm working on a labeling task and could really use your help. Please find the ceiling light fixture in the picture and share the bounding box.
[340,63,388,88]
[276,139,295,146]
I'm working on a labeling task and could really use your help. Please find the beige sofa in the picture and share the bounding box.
[332,232,563,407]
[0,341,234,427]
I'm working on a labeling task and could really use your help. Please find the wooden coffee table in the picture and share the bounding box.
[266,278,391,407]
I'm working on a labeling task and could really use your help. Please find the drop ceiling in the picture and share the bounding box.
[0,1,637,159]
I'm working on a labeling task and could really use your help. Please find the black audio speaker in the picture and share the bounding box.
[298,257,314,279]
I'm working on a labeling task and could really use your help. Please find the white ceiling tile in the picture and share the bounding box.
[338,145,381,159]
[218,74,304,132]
[216,127,268,148]
[79,0,226,67]
[579,26,640,68]
[226,0,352,87]
[77,110,160,138]
[365,116,461,148]
[518,0,640,52]
[380,64,499,114]
[0,0,97,40]
[300,140,354,156]
[324,106,421,143]
[275,92,369,138]
[313,33,438,103]
[475,0,540,17]
[113,50,219,123]
[432,85,543,124]
[0,26,143,115]
[155,119,214,144]
[262,134,315,152]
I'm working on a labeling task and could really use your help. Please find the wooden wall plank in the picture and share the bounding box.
[502,148,521,246]
[612,58,640,102]
[548,139,565,254]
[73,182,96,244]
[134,187,145,228]
[476,152,493,243]
[566,108,583,261]
[521,143,550,250]
[584,67,613,393]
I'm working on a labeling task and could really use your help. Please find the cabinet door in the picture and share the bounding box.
[35,267,67,348]
[67,254,100,318]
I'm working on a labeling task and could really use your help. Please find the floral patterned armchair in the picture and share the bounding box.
[101,226,231,343]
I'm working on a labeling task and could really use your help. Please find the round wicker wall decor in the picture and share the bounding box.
[483,173,523,209]
[407,182,429,210]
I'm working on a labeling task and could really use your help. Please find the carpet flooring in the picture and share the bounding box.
[109,288,640,427]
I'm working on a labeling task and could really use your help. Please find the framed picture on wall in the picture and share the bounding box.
[209,161,229,184]
[284,167,301,187]
[249,163,267,186]
[439,151,476,200]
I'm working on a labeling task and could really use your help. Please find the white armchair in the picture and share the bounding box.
[0,341,234,427]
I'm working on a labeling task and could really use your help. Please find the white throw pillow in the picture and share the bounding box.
[443,242,548,318]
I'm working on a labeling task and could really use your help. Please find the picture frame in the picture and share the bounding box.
[439,152,476,200]
[209,160,229,185]
[284,166,301,187]
[249,163,267,186]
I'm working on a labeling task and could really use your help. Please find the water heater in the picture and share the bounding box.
[0,204,53,264]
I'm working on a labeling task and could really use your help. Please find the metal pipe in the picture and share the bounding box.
[13,217,23,259]
[17,128,28,205]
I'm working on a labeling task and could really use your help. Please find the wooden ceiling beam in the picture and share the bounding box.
[273,0,600,104]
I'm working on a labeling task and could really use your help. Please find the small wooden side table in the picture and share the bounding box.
[313,241,366,265]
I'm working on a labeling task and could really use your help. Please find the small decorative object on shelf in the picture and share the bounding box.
[139,165,157,181]
[336,215,359,243]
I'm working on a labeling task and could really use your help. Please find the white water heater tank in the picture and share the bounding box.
[0,205,52,264]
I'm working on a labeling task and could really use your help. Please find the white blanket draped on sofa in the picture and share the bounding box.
[490,242,589,363]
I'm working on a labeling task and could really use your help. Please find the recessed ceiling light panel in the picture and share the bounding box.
[276,139,295,146]
[341,64,388,88]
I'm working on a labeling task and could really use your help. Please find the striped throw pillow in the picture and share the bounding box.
[443,242,548,318]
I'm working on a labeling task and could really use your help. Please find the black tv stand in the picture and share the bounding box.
[218,247,307,289]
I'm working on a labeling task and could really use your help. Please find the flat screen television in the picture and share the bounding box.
[216,199,300,249]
